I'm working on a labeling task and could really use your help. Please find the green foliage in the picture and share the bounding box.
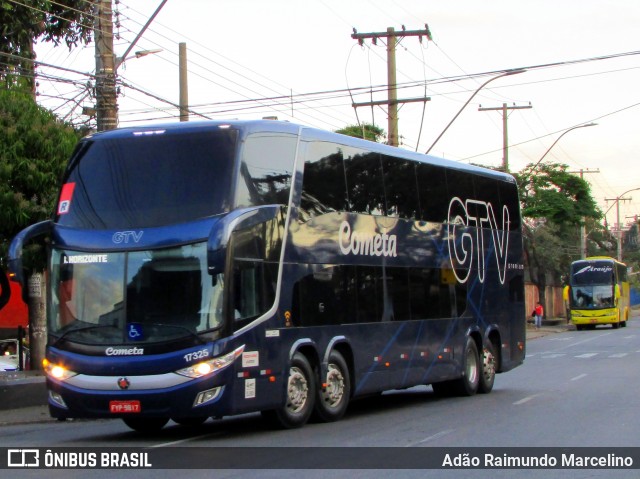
[0,0,93,86]
[0,86,80,262]
[515,162,603,304]
[515,162,601,225]
[336,123,386,143]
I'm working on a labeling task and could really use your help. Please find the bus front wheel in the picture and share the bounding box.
[314,350,351,422]
[172,416,208,427]
[263,352,316,429]
[122,417,169,433]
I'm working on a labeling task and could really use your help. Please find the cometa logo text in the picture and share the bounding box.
[105,347,144,356]
[338,221,397,257]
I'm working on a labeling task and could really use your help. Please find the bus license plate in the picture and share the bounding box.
[109,400,141,414]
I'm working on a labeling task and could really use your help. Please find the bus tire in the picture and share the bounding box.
[314,350,350,422]
[478,341,496,394]
[122,417,169,433]
[453,337,480,396]
[172,416,208,427]
[431,381,454,397]
[264,352,315,429]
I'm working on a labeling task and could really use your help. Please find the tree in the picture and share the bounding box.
[0,84,80,370]
[514,162,601,313]
[336,123,386,143]
[0,0,93,89]
[0,86,80,262]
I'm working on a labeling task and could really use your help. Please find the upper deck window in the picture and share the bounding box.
[56,129,238,229]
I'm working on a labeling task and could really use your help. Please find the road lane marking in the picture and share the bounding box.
[576,353,598,358]
[571,374,587,381]
[513,394,542,405]
[562,332,612,350]
[149,431,225,448]
[609,353,628,358]
[541,354,565,359]
[406,429,455,446]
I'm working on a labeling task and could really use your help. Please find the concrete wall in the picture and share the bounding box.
[525,283,566,319]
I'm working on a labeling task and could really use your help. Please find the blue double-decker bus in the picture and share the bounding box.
[9,120,525,432]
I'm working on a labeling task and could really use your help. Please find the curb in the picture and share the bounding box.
[0,374,47,411]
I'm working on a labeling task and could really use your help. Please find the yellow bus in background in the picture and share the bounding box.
[566,257,630,330]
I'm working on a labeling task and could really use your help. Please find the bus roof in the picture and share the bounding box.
[83,120,517,185]
[573,256,625,266]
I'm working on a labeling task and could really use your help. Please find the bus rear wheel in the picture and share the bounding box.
[314,350,350,422]
[122,417,169,433]
[263,352,316,429]
[432,337,480,397]
[478,341,496,394]
[453,337,480,396]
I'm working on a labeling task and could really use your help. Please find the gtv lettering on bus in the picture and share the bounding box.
[338,221,397,257]
[448,197,510,285]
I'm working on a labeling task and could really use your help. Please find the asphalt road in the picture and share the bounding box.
[2,317,639,478]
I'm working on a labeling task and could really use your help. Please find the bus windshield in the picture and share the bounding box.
[49,242,224,345]
[569,260,616,310]
[56,128,238,229]
[570,285,614,309]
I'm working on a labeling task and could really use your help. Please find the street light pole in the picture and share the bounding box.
[531,122,598,259]
[532,122,597,170]
[116,49,162,69]
[425,69,525,155]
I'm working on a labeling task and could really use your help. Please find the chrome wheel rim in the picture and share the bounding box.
[286,366,309,414]
[322,364,345,408]
[482,348,496,383]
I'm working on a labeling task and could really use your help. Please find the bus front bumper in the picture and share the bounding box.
[571,310,619,326]
[45,371,236,420]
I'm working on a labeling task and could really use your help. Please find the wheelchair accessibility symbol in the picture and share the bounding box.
[127,323,144,341]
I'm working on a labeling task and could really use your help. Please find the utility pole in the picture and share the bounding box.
[606,195,631,262]
[569,168,599,258]
[179,43,189,122]
[478,102,532,171]
[351,26,432,146]
[94,0,117,131]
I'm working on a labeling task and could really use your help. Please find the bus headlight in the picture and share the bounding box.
[175,345,245,379]
[42,358,78,381]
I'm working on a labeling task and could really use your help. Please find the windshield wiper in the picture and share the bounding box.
[53,324,118,347]
[141,323,207,345]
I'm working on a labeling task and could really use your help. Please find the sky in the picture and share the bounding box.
[34,0,640,233]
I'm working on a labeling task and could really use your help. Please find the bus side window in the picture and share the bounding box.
[229,216,282,327]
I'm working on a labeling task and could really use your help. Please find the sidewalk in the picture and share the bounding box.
[526,318,573,340]
[0,370,51,426]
